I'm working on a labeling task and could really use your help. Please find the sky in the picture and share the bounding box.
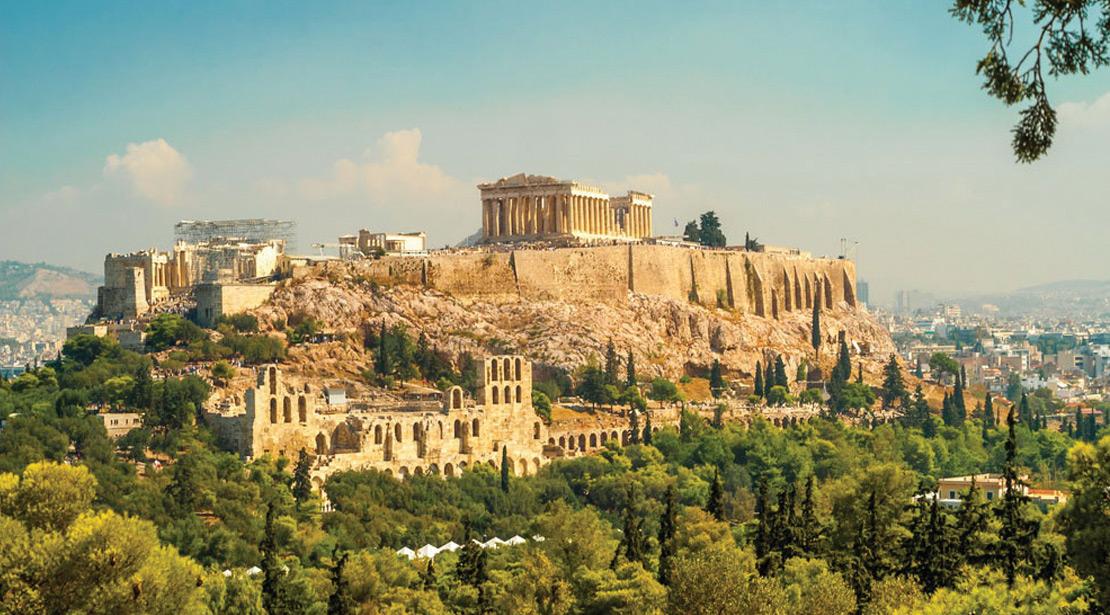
[2,1,1109,306]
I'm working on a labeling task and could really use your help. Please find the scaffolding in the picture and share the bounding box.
[174,219,297,251]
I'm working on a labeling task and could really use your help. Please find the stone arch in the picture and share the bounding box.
[503,357,511,380]
[333,422,360,452]
[283,397,292,422]
[458,461,468,471]
[413,422,422,441]
[492,387,499,404]
[298,396,307,422]
[399,466,410,480]
[533,458,542,474]
[518,459,528,476]
[394,423,402,442]
[578,434,586,450]
[488,459,497,468]
[471,418,480,438]
[268,367,277,395]
[589,433,597,448]
[515,357,522,380]
[451,387,463,409]
[374,424,383,444]
[611,430,618,442]
[384,468,393,477]
[515,385,522,404]
[269,398,278,423]
[315,433,328,455]
[453,419,461,438]
[558,435,567,449]
[491,360,499,381]
[444,463,455,477]
[548,437,556,445]
[503,385,511,404]
[428,464,440,475]
[413,466,424,477]
[600,432,608,444]
[533,422,541,439]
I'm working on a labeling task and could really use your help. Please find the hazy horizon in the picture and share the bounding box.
[3,2,1109,305]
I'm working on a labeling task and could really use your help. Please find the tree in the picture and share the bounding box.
[707,470,724,521]
[292,449,313,504]
[629,409,641,445]
[880,354,908,409]
[648,377,682,403]
[840,382,876,412]
[1058,436,1110,610]
[953,368,967,424]
[625,349,636,389]
[928,353,959,381]
[983,392,995,428]
[800,475,821,555]
[766,385,791,407]
[211,360,235,386]
[604,338,620,385]
[1018,390,1033,426]
[773,355,788,388]
[997,408,1039,587]
[754,362,765,398]
[683,220,700,243]
[575,366,612,408]
[374,321,391,376]
[642,412,654,445]
[709,359,723,398]
[811,296,821,353]
[657,485,678,586]
[698,211,727,247]
[903,385,932,430]
[260,502,284,614]
[456,524,490,609]
[327,549,354,615]
[951,0,1110,162]
[500,445,509,493]
[613,487,649,569]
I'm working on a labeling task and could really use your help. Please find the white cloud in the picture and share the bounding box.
[297,128,466,202]
[103,138,192,205]
[1057,91,1110,130]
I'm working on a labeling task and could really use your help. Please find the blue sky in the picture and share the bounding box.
[3,1,1109,304]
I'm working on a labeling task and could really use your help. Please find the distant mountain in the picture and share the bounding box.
[952,279,1110,319]
[0,261,101,300]
[1014,279,1110,294]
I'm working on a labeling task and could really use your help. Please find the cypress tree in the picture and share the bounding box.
[709,359,723,398]
[754,480,772,576]
[629,410,640,445]
[625,349,636,388]
[800,475,821,554]
[642,411,653,445]
[613,486,648,569]
[811,296,821,353]
[773,355,788,388]
[658,485,678,586]
[881,354,908,409]
[754,362,764,398]
[953,371,967,425]
[1018,391,1032,425]
[375,321,391,376]
[292,449,313,504]
[941,391,955,427]
[415,332,432,379]
[914,359,923,379]
[955,478,991,568]
[422,556,436,592]
[456,522,489,599]
[707,469,724,521]
[1075,407,1084,440]
[500,446,509,493]
[984,393,995,428]
[327,549,354,615]
[605,338,619,385]
[997,408,1038,587]
[260,502,285,614]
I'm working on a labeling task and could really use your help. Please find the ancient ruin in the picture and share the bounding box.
[479,173,653,242]
[204,356,658,485]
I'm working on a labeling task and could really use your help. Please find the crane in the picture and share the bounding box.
[839,238,859,261]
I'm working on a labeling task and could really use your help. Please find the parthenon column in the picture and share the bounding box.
[482,200,490,237]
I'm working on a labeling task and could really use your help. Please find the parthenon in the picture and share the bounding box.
[479,173,653,242]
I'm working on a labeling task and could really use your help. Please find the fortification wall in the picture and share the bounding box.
[196,282,277,327]
[331,244,856,316]
[512,246,628,303]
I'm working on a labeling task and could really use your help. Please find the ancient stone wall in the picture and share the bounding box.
[195,282,277,327]
[318,245,856,317]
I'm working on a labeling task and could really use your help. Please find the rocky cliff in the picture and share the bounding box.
[251,253,894,384]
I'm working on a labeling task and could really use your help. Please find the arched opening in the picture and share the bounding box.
[374,425,382,444]
[503,385,511,405]
[452,388,462,409]
[503,358,511,380]
[578,434,586,450]
[394,423,402,442]
[515,385,522,403]
[453,419,461,438]
[413,466,424,476]
[316,433,327,455]
[515,358,522,380]
[269,398,277,423]
[298,396,307,422]
[518,459,528,476]
[282,397,292,423]
[444,463,455,477]
[533,422,541,439]
[438,421,444,438]
[533,458,541,474]
[428,464,440,475]
[268,367,277,395]
[621,431,629,445]
[399,467,410,480]
[492,387,499,404]
[600,432,608,444]
[559,436,566,448]
[611,430,618,442]
[458,461,468,471]
[589,433,597,448]
[471,418,480,438]
[548,437,555,445]
[413,422,422,441]
[491,360,499,381]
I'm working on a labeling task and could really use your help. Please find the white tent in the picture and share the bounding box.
[416,544,440,559]
[481,537,507,549]
[531,535,546,542]
[505,535,527,546]
[438,541,461,552]
[396,547,417,560]
[246,566,263,576]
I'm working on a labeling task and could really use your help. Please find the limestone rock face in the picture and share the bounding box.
[253,271,894,382]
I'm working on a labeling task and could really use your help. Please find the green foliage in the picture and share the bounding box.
[146,314,207,352]
[217,312,260,333]
[928,353,959,381]
[648,378,682,403]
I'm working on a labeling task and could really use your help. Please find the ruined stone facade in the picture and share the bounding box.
[96,239,284,320]
[204,357,662,486]
[479,173,653,242]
